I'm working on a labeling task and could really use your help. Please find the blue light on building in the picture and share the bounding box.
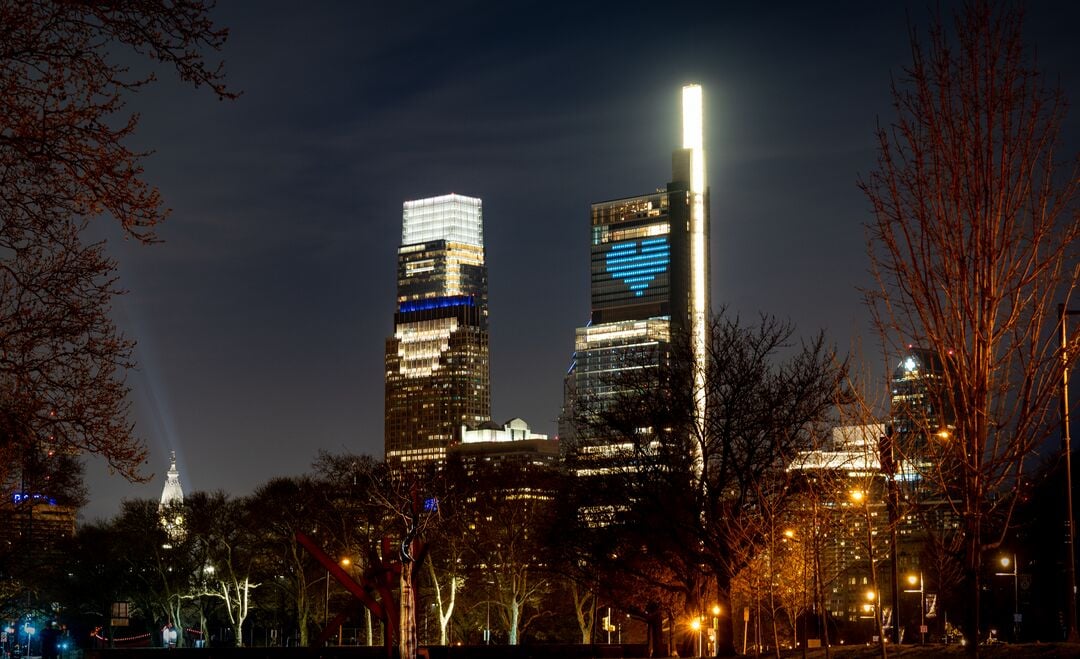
[399,295,475,313]
[604,238,670,296]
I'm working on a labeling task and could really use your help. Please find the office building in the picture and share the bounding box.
[451,418,559,473]
[563,85,710,466]
[890,347,953,463]
[385,194,491,467]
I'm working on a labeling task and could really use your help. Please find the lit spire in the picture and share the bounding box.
[159,450,184,509]
[683,83,709,487]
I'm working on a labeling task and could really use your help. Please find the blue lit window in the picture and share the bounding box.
[604,238,670,296]
[399,295,475,313]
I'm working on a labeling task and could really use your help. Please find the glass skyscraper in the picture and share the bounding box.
[567,86,709,427]
[385,193,491,467]
[564,85,710,486]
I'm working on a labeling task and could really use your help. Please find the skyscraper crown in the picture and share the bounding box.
[159,451,184,509]
[402,193,483,246]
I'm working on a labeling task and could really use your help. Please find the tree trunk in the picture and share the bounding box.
[645,602,664,657]
[571,581,594,644]
[963,520,982,656]
[508,598,520,645]
[297,590,310,646]
[399,559,417,659]
[716,582,737,657]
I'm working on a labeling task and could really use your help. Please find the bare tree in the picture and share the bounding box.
[184,491,259,646]
[366,463,446,658]
[110,499,199,646]
[861,1,1080,648]
[313,452,396,647]
[571,312,848,657]
[0,0,234,487]
[464,461,557,645]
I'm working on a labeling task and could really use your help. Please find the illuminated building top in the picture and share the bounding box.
[461,418,549,444]
[158,451,184,509]
[402,193,483,247]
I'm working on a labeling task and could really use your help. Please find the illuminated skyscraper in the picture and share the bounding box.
[564,84,710,482]
[385,193,491,467]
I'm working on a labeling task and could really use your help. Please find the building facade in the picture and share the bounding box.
[385,194,491,467]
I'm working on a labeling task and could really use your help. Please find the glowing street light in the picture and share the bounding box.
[851,490,885,653]
[690,617,703,657]
[995,553,1020,641]
[711,605,721,655]
[904,572,926,644]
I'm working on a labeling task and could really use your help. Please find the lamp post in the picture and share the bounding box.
[861,591,879,646]
[24,621,34,657]
[903,572,925,644]
[1059,304,1080,642]
[851,489,887,657]
[690,617,702,657]
[316,557,352,639]
[995,554,1019,642]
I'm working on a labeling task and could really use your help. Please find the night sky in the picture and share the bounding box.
[80,1,1080,522]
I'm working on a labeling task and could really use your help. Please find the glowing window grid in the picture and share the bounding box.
[402,194,483,247]
[603,238,670,296]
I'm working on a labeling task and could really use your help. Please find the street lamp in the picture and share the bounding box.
[24,622,35,657]
[851,490,885,654]
[316,558,352,638]
[904,572,925,644]
[690,617,702,657]
[995,554,1019,642]
[859,591,880,646]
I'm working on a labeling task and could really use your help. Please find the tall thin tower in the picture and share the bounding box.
[384,193,491,467]
[681,84,709,484]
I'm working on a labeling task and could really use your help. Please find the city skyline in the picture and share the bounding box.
[79,2,1080,522]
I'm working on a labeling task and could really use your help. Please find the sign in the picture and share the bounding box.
[920,625,928,634]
